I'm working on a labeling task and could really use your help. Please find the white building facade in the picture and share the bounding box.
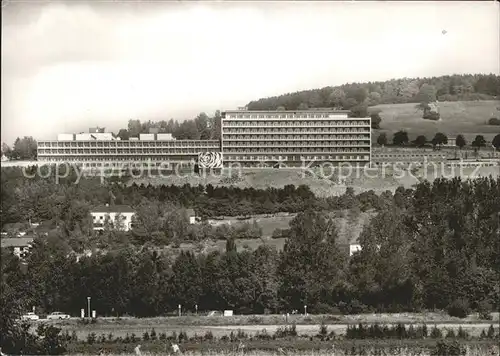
[91,205,135,232]
[221,109,371,167]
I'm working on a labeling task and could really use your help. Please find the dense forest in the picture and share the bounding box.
[0,165,391,247]
[1,175,499,319]
[246,74,500,110]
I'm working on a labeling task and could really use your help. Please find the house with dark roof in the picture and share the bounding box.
[90,204,135,232]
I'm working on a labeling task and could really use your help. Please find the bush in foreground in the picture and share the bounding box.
[447,299,470,319]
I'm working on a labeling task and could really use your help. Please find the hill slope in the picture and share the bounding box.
[246,74,500,111]
[371,100,500,140]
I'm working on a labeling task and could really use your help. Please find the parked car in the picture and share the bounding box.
[21,312,39,321]
[207,311,222,317]
[47,312,70,320]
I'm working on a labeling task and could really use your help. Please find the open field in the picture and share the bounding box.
[167,210,375,255]
[41,312,499,341]
[3,160,497,197]
[371,100,500,141]
[130,168,421,197]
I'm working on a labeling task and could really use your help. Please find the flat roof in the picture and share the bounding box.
[1,237,34,248]
[91,205,135,214]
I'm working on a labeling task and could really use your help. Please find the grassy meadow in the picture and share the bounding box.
[371,100,500,141]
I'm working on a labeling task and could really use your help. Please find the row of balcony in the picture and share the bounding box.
[223,149,370,154]
[37,157,198,163]
[222,136,370,141]
[223,142,370,148]
[224,114,350,119]
[224,155,370,161]
[37,140,219,148]
[222,129,370,134]
[38,149,217,155]
[222,122,370,128]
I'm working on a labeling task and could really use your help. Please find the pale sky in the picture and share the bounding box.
[1,1,499,144]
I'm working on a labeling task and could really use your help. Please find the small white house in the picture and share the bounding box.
[186,208,197,224]
[90,204,135,232]
[349,243,381,256]
[349,244,362,256]
[1,237,34,258]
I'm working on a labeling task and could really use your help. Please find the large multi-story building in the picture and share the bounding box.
[37,108,372,168]
[37,129,220,170]
[221,109,371,167]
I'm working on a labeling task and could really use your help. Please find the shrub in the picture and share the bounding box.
[203,331,214,341]
[480,329,487,339]
[236,329,248,339]
[178,331,188,343]
[447,299,470,318]
[274,324,297,338]
[488,117,500,125]
[86,332,97,345]
[313,302,337,314]
[338,299,368,314]
[445,329,456,338]
[248,315,264,324]
[317,323,328,340]
[130,333,138,343]
[430,325,443,339]
[255,329,272,341]
[456,326,468,339]
[36,324,67,355]
[487,325,495,339]
[431,340,466,356]
[478,300,493,320]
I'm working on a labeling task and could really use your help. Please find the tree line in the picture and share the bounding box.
[115,112,222,141]
[1,137,38,161]
[1,177,498,319]
[246,74,500,111]
[377,131,500,150]
[1,165,393,238]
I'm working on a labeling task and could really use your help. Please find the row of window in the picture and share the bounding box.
[223,142,370,147]
[222,121,370,127]
[38,141,218,148]
[37,156,198,162]
[222,135,370,140]
[225,155,370,161]
[38,149,212,155]
[222,128,370,133]
[225,113,347,119]
[223,148,369,154]
[92,215,128,220]
[372,154,446,158]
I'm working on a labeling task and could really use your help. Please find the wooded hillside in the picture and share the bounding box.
[246,74,500,111]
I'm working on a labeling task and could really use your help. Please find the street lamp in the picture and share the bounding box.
[87,297,91,319]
